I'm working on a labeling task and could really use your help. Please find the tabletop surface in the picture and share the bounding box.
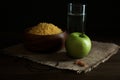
[0,32,120,80]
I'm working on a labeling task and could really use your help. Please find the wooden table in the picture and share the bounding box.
[0,32,120,80]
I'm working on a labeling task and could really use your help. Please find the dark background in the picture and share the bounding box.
[0,1,120,80]
[0,0,119,44]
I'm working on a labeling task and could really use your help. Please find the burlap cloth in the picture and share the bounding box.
[2,41,120,74]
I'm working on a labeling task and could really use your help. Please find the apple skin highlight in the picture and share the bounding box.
[65,32,92,59]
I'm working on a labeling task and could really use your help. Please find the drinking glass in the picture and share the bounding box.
[67,3,86,34]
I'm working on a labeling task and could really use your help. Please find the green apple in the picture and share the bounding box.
[65,32,92,59]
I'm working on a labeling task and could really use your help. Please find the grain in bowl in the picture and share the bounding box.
[28,22,63,35]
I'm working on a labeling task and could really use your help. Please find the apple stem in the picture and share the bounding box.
[81,22,85,37]
[81,33,84,37]
[79,33,84,37]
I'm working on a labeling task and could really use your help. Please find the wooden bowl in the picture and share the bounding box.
[23,27,67,53]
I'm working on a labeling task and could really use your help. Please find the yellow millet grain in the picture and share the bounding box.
[28,22,63,35]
